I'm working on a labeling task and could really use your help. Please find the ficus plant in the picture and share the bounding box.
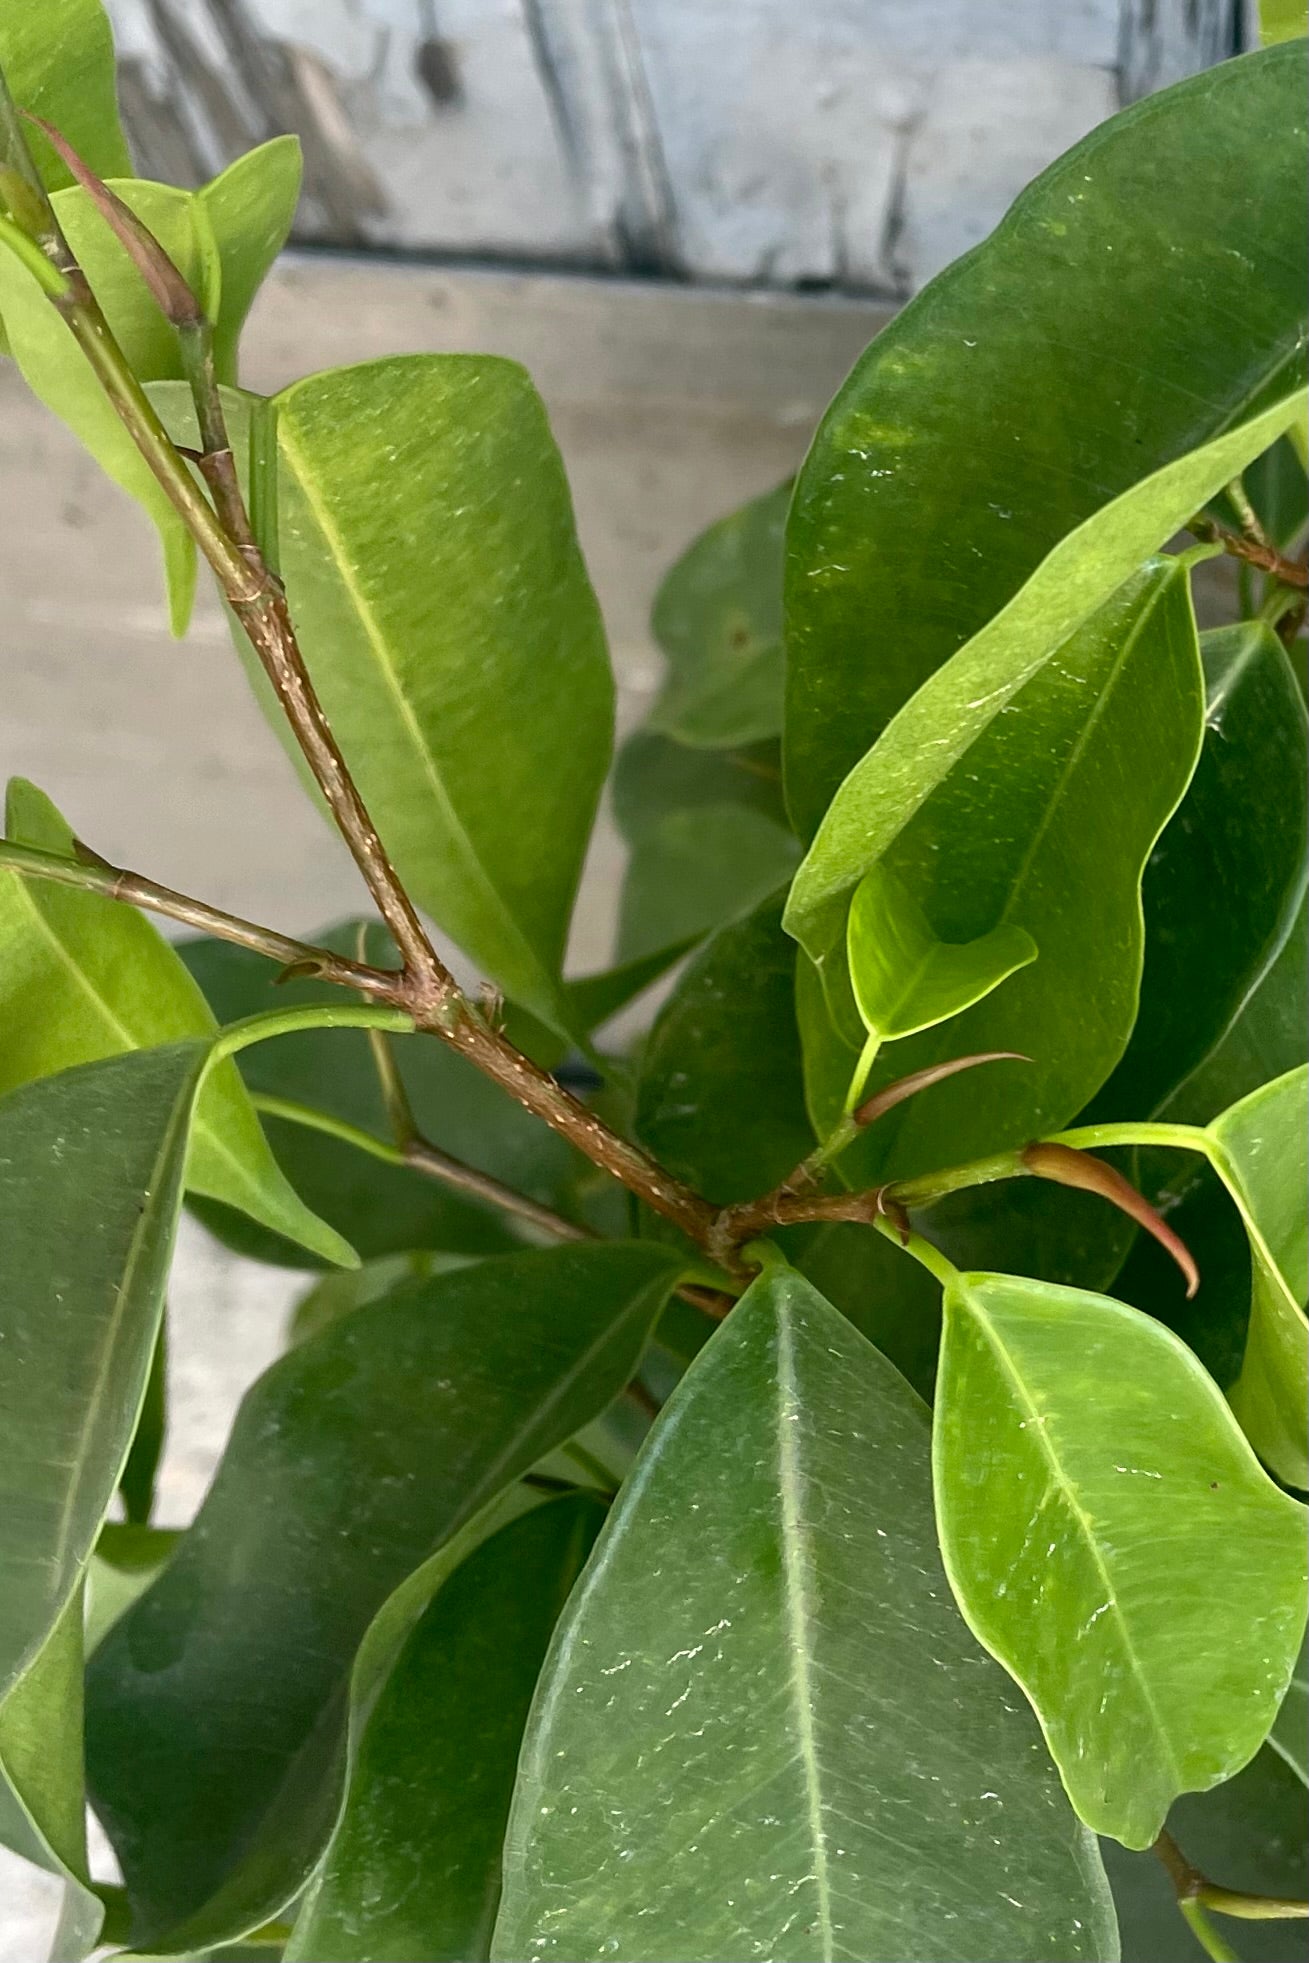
[0,6,1305,1963]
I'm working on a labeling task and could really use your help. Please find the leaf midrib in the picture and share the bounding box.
[774,1293,835,1961]
[958,1279,1184,1792]
[277,414,561,1012]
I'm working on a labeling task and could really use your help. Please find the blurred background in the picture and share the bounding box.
[0,3,1253,1952]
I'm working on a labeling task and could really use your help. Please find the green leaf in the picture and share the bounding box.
[0,782,353,1266]
[1259,0,1308,46]
[612,730,799,963]
[848,859,1036,1044]
[0,1590,102,1961]
[783,43,1309,834]
[794,558,1204,1184]
[1269,1632,1308,1785]
[636,892,814,1202]
[198,138,302,382]
[649,480,790,748]
[1208,1068,1309,1488]
[86,1525,180,1655]
[1165,897,1308,1128]
[0,1044,204,1703]
[180,928,588,1265]
[935,1271,1308,1847]
[494,1267,1118,1963]
[1104,1746,1308,1962]
[0,0,132,191]
[86,1242,684,1953]
[272,356,612,1030]
[1089,623,1308,1122]
[288,1495,606,1963]
[119,1322,166,1526]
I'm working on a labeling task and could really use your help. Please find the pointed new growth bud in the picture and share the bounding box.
[1022,1142,1200,1298]
[24,114,204,328]
[853,1051,1030,1130]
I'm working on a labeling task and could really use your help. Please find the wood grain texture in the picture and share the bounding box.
[104,0,1241,293]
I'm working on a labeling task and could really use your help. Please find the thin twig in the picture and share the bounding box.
[1186,513,1308,588]
[1152,1830,1308,1950]
[0,839,398,996]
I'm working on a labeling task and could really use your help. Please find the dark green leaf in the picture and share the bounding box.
[784,44,1309,834]
[636,892,813,1202]
[935,1271,1308,1846]
[613,730,798,963]
[272,357,612,1030]
[1089,623,1308,1121]
[0,783,353,1265]
[287,1495,606,1962]
[1269,1632,1308,1785]
[1104,1746,1308,1962]
[784,1220,943,1400]
[0,0,132,191]
[0,1044,204,1702]
[494,1267,1117,1962]
[86,1242,684,1953]
[795,559,1204,1183]
[1164,897,1308,1128]
[119,1322,166,1526]
[199,138,302,381]
[649,480,790,748]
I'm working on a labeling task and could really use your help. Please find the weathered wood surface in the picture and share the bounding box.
[105,0,1240,293]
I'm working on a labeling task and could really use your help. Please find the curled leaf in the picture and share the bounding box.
[1024,1142,1199,1299]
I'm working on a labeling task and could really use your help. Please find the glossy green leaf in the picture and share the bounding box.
[1208,1068,1309,1488]
[288,1495,606,1962]
[935,1271,1308,1846]
[0,782,353,1265]
[199,137,302,381]
[848,860,1036,1043]
[613,730,799,963]
[0,1044,204,1702]
[181,928,587,1265]
[784,43,1309,834]
[272,356,611,1030]
[1165,898,1308,1128]
[494,1267,1117,1963]
[0,0,132,191]
[636,892,814,1202]
[650,480,790,748]
[796,559,1204,1185]
[1090,623,1308,1122]
[86,1242,684,1952]
[86,1525,180,1655]
[1104,1746,1308,1963]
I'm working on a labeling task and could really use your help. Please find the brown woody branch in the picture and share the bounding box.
[1187,513,1308,588]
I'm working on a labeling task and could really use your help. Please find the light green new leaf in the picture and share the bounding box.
[784,43,1309,834]
[86,1242,684,1953]
[0,0,132,191]
[650,479,791,748]
[935,1272,1308,1848]
[848,860,1036,1043]
[198,137,302,380]
[494,1268,1118,1963]
[1089,622,1308,1123]
[1259,0,1308,45]
[797,558,1204,1184]
[786,399,1294,970]
[288,1495,606,1963]
[1207,1068,1309,1488]
[0,781,353,1265]
[273,356,612,1030]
